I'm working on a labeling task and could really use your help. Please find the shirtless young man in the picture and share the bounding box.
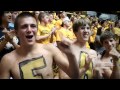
[0,12,79,79]
[58,18,112,79]
[99,31,120,79]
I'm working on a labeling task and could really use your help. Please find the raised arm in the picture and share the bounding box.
[36,34,51,41]
[58,31,75,45]
[109,47,120,79]
[0,28,13,51]
[49,44,79,79]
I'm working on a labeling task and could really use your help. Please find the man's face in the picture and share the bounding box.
[75,24,91,42]
[17,17,37,46]
[95,21,98,26]
[102,38,116,51]
[62,12,66,18]
[60,12,66,18]
[34,11,40,19]
[43,15,49,24]
[12,11,19,20]
[2,11,12,23]
[64,20,70,27]
[49,14,53,22]
[103,21,107,27]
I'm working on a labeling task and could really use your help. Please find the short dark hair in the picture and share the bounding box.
[100,20,106,26]
[100,30,115,44]
[0,11,11,17]
[0,11,11,25]
[14,12,36,31]
[72,18,91,33]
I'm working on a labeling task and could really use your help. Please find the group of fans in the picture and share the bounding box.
[0,11,120,79]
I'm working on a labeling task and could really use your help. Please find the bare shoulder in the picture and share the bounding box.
[43,43,62,55]
[1,50,17,65]
[43,43,59,51]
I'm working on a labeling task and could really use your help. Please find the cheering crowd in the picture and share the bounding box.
[0,11,120,79]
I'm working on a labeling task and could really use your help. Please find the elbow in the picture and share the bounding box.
[70,71,79,79]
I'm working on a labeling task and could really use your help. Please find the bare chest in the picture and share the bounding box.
[101,56,113,63]
[11,54,54,79]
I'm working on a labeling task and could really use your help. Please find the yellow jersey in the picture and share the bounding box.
[114,27,120,35]
[90,26,97,43]
[57,27,76,41]
[37,24,51,44]
[47,23,57,43]
[55,19,62,29]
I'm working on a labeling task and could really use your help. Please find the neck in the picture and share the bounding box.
[49,20,52,23]
[20,43,37,56]
[63,25,69,29]
[40,21,47,26]
[104,50,110,57]
[75,40,86,49]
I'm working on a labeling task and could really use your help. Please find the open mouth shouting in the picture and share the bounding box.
[26,35,34,41]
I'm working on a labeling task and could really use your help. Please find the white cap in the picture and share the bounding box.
[63,17,70,23]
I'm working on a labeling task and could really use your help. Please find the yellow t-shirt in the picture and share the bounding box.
[55,19,62,29]
[47,23,57,43]
[56,28,90,48]
[57,27,76,41]
[114,27,120,35]
[104,26,109,31]
[86,42,90,49]
[90,27,97,43]
[114,28,120,51]
[97,24,102,28]
[37,24,51,44]
[79,51,93,79]
[52,19,56,25]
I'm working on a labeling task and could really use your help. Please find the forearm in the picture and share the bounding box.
[66,54,79,79]
[61,37,73,45]
[36,35,49,41]
[59,69,70,79]
[110,60,120,79]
